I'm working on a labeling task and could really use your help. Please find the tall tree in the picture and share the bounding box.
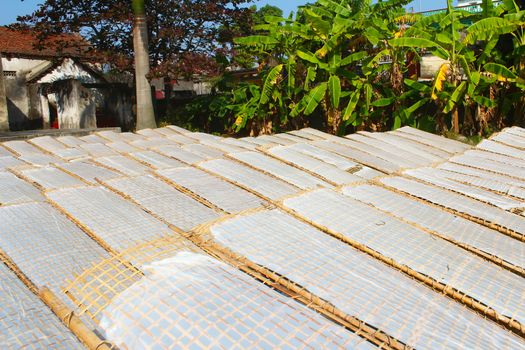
[132,0,156,130]
[0,54,8,131]
[16,0,252,77]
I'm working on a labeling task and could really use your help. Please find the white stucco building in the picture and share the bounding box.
[0,27,133,131]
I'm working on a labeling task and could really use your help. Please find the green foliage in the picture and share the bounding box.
[188,0,525,136]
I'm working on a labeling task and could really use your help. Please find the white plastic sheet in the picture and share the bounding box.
[104,175,220,230]
[211,209,524,349]
[101,252,375,350]
[48,186,174,251]
[0,263,83,349]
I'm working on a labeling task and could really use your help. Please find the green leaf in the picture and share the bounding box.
[371,97,395,107]
[484,63,517,80]
[404,79,431,93]
[291,83,328,117]
[304,67,317,91]
[465,17,518,44]
[405,98,430,118]
[304,8,331,36]
[393,115,402,129]
[304,82,328,115]
[328,75,341,108]
[259,64,283,105]
[297,50,322,65]
[339,51,367,67]
[365,27,381,46]
[343,90,360,121]
[389,37,449,59]
[473,95,496,108]
[234,35,278,46]
[443,81,467,113]
[317,0,351,16]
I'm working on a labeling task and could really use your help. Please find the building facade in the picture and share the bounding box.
[0,27,133,132]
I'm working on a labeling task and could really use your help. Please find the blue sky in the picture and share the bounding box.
[1,1,452,26]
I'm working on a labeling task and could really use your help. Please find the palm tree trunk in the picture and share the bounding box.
[132,0,156,130]
[0,54,9,131]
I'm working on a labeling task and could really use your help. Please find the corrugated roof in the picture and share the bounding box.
[0,125,524,349]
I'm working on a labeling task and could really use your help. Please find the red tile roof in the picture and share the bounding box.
[0,27,90,59]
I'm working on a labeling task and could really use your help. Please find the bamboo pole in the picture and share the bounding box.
[39,287,113,350]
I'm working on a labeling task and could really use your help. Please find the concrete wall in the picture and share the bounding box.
[5,77,33,131]
[420,55,449,80]
[1,57,47,74]
[55,79,96,129]
[38,58,98,84]
[103,85,133,131]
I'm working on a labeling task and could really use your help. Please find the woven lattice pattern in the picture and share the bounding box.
[0,171,44,205]
[200,139,248,153]
[131,137,179,150]
[394,126,470,154]
[158,167,265,213]
[220,137,257,150]
[96,155,150,176]
[56,135,85,147]
[104,175,220,230]
[48,186,173,251]
[342,135,421,169]
[29,136,67,152]
[283,189,525,324]
[343,184,525,269]
[229,151,329,190]
[130,150,186,170]
[380,176,525,235]
[492,130,525,149]
[359,131,451,159]
[286,143,360,170]
[0,156,25,170]
[0,263,84,349]
[414,167,525,201]
[437,162,525,188]
[155,145,207,164]
[100,252,375,350]
[346,134,431,167]
[79,134,107,144]
[200,158,298,200]
[2,126,525,349]
[450,153,525,179]
[313,140,401,174]
[106,141,141,153]
[0,202,109,290]
[210,209,524,350]
[477,139,525,158]
[19,153,62,166]
[165,133,199,145]
[78,142,117,157]
[57,160,121,184]
[64,236,201,322]
[19,167,86,190]
[266,146,363,185]
[288,129,326,141]
[181,143,225,159]
[2,140,43,155]
[404,167,524,210]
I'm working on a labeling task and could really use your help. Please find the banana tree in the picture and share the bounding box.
[465,0,525,124]
[390,0,488,133]
[292,0,412,134]
[231,14,313,134]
